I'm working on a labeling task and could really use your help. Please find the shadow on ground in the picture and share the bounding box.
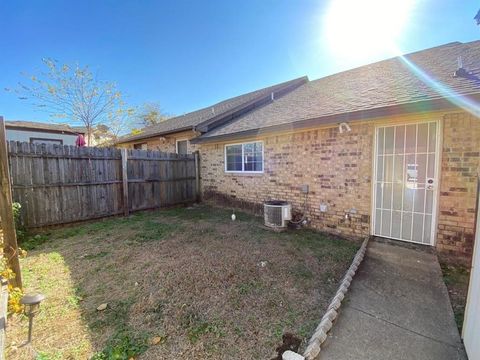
[7,205,360,360]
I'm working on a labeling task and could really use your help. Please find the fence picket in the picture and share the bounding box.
[7,142,197,227]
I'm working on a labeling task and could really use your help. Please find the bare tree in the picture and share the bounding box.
[137,102,171,127]
[93,107,136,146]
[13,58,125,146]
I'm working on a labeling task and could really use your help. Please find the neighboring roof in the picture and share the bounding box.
[116,76,308,143]
[71,126,88,134]
[195,41,480,143]
[5,121,84,134]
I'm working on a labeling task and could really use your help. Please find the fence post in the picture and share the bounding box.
[0,117,22,288]
[121,148,129,216]
[194,151,201,202]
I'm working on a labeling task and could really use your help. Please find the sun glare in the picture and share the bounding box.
[323,0,415,62]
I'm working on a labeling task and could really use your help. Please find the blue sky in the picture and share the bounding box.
[0,0,479,123]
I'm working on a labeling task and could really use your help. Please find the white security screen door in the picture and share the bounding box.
[373,121,439,245]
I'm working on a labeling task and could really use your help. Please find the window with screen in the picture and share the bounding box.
[225,141,263,173]
[176,140,188,154]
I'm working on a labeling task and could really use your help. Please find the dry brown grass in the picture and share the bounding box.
[6,205,359,360]
[439,260,471,333]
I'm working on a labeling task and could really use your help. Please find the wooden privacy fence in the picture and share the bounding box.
[7,142,199,228]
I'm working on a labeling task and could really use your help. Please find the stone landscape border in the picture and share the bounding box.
[283,237,370,360]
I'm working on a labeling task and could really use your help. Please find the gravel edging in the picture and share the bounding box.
[283,237,369,360]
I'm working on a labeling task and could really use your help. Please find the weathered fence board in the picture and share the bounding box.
[0,120,22,288]
[126,149,197,212]
[7,142,198,228]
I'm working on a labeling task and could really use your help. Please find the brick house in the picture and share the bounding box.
[119,41,480,261]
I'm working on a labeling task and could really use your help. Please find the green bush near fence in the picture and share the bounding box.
[12,202,26,242]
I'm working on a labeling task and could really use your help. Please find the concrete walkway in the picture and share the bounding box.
[319,238,466,360]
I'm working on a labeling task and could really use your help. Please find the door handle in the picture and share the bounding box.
[426,178,435,190]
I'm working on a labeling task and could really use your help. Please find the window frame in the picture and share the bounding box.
[133,142,148,150]
[224,140,264,174]
[175,139,189,154]
[29,137,63,145]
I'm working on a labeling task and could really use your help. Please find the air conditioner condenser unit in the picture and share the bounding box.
[264,200,292,229]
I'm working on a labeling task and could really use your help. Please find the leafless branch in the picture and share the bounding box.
[14,58,131,145]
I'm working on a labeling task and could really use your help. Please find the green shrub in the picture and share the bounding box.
[21,234,50,250]
[12,202,27,242]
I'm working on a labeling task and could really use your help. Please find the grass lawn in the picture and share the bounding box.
[440,261,471,332]
[7,205,359,360]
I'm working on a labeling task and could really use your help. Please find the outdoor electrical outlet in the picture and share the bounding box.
[301,184,309,194]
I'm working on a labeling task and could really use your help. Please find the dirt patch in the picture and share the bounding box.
[7,205,359,360]
[203,190,264,215]
[271,333,302,360]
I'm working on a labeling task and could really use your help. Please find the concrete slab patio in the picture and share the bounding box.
[319,238,467,360]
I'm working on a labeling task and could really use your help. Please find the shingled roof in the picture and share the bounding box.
[5,121,83,134]
[194,41,480,143]
[116,76,308,143]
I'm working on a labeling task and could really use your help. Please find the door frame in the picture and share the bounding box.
[462,177,480,358]
[370,119,443,246]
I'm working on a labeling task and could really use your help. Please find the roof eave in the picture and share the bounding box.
[194,76,308,133]
[191,94,480,144]
[115,76,309,145]
[5,125,79,135]
[115,125,195,144]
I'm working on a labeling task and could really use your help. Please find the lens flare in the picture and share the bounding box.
[323,0,415,62]
[396,50,480,117]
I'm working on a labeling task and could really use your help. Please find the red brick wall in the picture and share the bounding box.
[199,123,374,239]
[437,112,480,259]
[199,111,479,261]
[118,130,198,153]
